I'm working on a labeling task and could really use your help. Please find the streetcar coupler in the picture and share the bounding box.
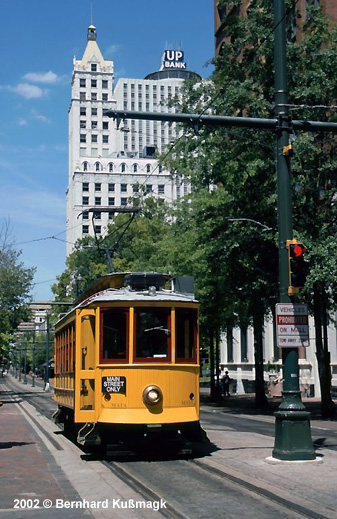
[77,422,101,446]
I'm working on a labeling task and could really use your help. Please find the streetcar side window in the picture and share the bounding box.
[135,308,171,361]
[176,309,197,362]
[100,309,128,362]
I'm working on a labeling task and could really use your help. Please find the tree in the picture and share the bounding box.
[160,1,337,411]
[0,220,35,358]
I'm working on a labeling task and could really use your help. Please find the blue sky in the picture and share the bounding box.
[0,0,214,301]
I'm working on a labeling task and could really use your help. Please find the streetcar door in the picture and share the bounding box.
[75,308,97,423]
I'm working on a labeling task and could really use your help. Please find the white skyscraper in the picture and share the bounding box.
[67,26,201,254]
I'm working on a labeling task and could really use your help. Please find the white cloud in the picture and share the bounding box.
[18,118,28,126]
[0,186,65,230]
[23,71,60,84]
[104,44,121,56]
[10,83,48,99]
[31,109,51,124]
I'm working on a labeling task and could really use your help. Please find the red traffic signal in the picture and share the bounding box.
[287,240,308,295]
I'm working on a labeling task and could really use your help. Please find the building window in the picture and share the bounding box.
[93,211,101,220]
[91,79,97,88]
[91,93,97,101]
[92,135,97,143]
[133,184,139,193]
[146,184,152,194]
[108,163,114,173]
[158,185,164,195]
[82,182,89,191]
[80,107,86,116]
[94,225,101,234]
[121,184,127,193]
[108,212,114,220]
[91,108,97,116]
[95,162,101,172]
[82,225,89,234]
[108,183,115,191]
[95,183,101,191]
[103,135,109,144]
[91,64,97,72]
[108,197,115,206]
[82,212,89,220]
[121,197,127,206]
[102,80,108,89]
[158,165,163,173]
[146,164,151,173]
[80,92,86,101]
[91,148,98,157]
[80,79,86,88]
[80,134,86,143]
[132,163,138,173]
[103,121,109,130]
[80,120,86,129]
[121,163,126,172]
[82,162,89,172]
[95,197,101,206]
[91,121,98,129]
[80,147,86,157]
[102,93,108,102]
[82,197,89,205]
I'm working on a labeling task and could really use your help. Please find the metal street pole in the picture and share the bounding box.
[32,343,35,388]
[45,313,50,392]
[272,0,315,461]
[23,348,27,384]
[18,345,22,382]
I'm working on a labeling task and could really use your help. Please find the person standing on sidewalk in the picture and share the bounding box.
[222,370,231,397]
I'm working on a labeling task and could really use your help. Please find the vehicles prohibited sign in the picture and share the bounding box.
[276,303,309,348]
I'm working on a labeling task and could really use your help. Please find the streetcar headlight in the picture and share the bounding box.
[143,385,163,406]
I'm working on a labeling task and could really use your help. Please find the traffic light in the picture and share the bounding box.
[287,239,308,296]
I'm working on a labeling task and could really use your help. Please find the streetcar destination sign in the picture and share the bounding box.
[276,303,309,348]
[102,376,126,394]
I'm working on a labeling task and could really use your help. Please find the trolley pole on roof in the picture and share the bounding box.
[106,0,336,460]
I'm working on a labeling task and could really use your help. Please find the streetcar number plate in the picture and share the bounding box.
[102,376,126,394]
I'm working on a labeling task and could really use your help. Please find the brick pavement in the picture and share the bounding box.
[0,380,92,518]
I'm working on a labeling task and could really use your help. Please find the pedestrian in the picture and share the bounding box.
[222,370,230,397]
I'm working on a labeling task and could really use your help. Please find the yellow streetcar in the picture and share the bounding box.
[53,272,201,449]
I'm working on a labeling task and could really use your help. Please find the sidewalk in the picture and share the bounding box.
[199,387,337,518]
[199,385,335,419]
[0,377,92,518]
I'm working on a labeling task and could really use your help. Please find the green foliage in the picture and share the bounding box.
[0,221,35,356]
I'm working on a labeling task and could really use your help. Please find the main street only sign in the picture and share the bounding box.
[276,303,309,348]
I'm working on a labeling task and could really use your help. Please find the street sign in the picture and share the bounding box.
[276,303,309,348]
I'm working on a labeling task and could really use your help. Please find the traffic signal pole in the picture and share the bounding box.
[271,0,315,460]
[107,0,337,461]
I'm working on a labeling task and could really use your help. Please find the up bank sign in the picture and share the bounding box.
[162,50,187,70]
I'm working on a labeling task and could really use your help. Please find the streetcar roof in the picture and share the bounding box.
[55,288,198,328]
[79,287,198,306]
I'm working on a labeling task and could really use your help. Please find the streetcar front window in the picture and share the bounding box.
[100,308,128,362]
[176,308,197,362]
[135,308,171,360]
